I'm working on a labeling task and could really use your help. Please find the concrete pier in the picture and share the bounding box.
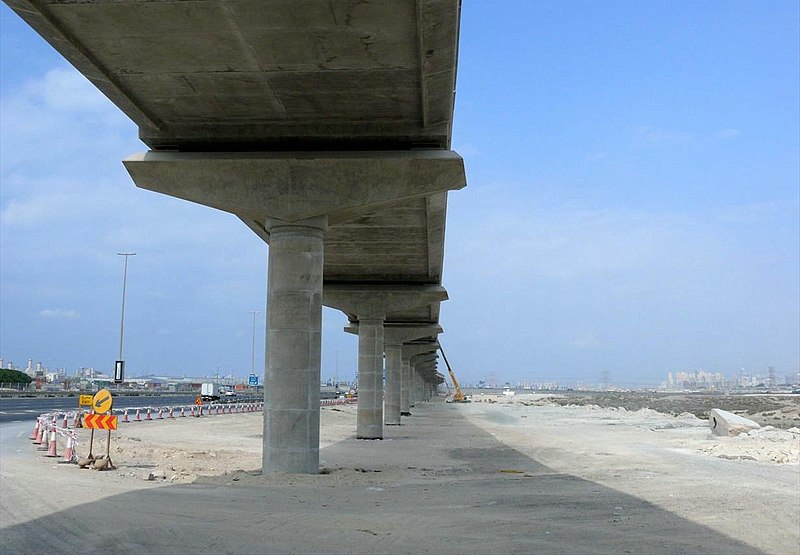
[401,355,412,416]
[356,318,385,439]
[263,217,326,473]
[326,287,447,439]
[384,344,403,426]
[383,325,442,425]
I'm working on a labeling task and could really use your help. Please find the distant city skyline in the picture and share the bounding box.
[2,2,798,385]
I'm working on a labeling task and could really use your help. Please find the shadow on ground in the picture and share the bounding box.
[1,401,763,555]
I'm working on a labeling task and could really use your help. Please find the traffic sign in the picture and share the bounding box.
[248,374,259,386]
[83,414,118,430]
[92,389,113,413]
[114,360,125,383]
[79,395,94,406]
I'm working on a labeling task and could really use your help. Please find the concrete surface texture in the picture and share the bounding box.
[356,318,385,439]
[6,0,467,472]
[9,0,460,150]
[262,218,325,473]
[2,399,797,554]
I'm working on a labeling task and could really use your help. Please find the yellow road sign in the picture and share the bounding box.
[79,394,94,406]
[92,389,113,413]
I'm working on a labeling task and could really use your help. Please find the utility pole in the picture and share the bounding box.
[115,252,136,386]
[250,310,260,375]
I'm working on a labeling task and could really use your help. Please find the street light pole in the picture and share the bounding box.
[250,310,260,375]
[117,253,136,381]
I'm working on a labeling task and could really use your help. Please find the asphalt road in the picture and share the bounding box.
[0,395,256,424]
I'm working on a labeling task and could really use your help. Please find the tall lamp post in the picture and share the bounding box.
[250,310,260,373]
[116,252,136,387]
[250,310,260,393]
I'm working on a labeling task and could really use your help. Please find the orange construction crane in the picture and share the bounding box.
[437,341,470,403]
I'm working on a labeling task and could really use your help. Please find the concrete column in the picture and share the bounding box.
[415,367,425,403]
[384,344,403,425]
[357,317,385,439]
[263,216,326,474]
[410,361,417,407]
[400,355,411,416]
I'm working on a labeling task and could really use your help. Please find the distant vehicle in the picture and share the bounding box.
[224,390,237,397]
[201,383,220,401]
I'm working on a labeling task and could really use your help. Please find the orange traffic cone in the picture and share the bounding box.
[146,407,152,420]
[61,413,68,428]
[157,408,163,420]
[123,410,129,423]
[37,424,50,450]
[33,422,45,445]
[45,428,59,457]
[59,434,77,464]
[169,407,175,419]
[30,418,40,440]
[180,406,186,417]
[135,408,142,421]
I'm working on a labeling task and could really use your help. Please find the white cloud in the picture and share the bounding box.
[716,128,741,139]
[634,125,694,145]
[572,333,601,349]
[23,68,110,112]
[38,308,79,319]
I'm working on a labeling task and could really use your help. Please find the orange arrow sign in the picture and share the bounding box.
[83,414,118,430]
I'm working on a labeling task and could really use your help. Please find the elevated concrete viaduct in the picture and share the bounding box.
[7,0,466,473]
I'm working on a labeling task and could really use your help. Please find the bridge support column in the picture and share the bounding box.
[384,344,403,425]
[383,326,440,425]
[263,217,327,474]
[357,317,385,439]
[400,355,412,416]
[326,287,447,436]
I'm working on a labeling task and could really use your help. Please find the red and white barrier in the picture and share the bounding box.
[33,422,45,445]
[60,433,77,464]
[45,428,59,457]
[36,423,50,451]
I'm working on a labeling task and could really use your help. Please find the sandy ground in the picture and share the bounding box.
[1,397,798,554]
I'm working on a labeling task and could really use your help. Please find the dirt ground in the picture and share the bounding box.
[1,396,798,554]
[529,391,800,428]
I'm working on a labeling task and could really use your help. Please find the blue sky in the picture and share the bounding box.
[1,2,798,387]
